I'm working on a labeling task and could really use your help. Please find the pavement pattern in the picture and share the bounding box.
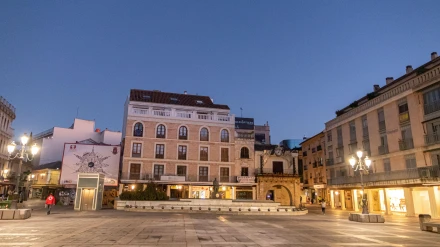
[0,204,439,247]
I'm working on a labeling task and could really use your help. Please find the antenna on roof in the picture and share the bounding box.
[240,107,243,117]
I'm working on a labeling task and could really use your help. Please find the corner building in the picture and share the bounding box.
[325,52,440,218]
[121,89,244,199]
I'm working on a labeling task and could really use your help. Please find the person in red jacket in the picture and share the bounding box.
[45,193,56,215]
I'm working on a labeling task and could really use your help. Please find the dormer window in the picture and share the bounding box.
[196,100,204,104]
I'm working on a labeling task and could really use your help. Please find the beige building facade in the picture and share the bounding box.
[300,132,327,203]
[325,52,440,218]
[121,90,258,199]
[0,96,15,195]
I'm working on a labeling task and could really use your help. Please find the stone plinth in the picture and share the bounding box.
[0,209,32,220]
[348,213,385,223]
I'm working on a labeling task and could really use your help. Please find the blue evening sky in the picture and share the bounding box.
[1,1,439,144]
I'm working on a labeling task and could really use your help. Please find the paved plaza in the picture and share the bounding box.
[0,205,439,247]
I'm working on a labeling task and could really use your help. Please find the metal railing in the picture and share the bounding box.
[132,108,234,123]
[424,100,440,115]
[378,145,389,155]
[326,159,334,166]
[120,172,240,183]
[399,138,414,151]
[256,168,295,175]
[328,166,440,185]
[425,133,440,145]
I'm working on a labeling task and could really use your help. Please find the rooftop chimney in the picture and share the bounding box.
[386,77,394,85]
[406,65,413,74]
[432,52,438,60]
[184,91,187,95]
[374,84,380,91]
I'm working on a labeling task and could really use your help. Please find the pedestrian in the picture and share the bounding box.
[321,200,326,214]
[45,193,56,215]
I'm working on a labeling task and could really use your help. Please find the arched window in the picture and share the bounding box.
[179,126,188,140]
[240,147,250,159]
[156,124,166,138]
[200,128,209,141]
[220,129,229,142]
[133,122,143,137]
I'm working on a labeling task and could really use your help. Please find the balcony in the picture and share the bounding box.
[424,100,440,115]
[304,165,308,171]
[317,145,322,151]
[131,108,234,123]
[378,145,389,155]
[236,176,256,183]
[236,133,254,140]
[399,138,414,151]
[256,168,295,176]
[349,142,358,154]
[120,173,240,183]
[302,151,307,157]
[425,133,440,145]
[312,148,316,153]
[327,166,440,186]
[335,156,343,164]
[326,159,334,166]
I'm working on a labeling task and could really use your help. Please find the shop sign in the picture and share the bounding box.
[237,176,255,183]
[160,176,185,182]
[313,184,325,189]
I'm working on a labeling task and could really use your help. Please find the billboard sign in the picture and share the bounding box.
[60,144,120,186]
[235,117,254,130]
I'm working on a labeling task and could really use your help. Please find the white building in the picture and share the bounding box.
[0,96,15,194]
[33,118,122,167]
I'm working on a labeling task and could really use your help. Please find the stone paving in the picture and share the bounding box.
[0,205,439,246]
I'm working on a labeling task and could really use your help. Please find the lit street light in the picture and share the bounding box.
[7,133,39,209]
[349,150,372,215]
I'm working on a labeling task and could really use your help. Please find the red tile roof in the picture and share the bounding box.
[129,89,230,110]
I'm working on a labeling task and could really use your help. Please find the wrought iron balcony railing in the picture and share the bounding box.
[327,166,440,186]
[378,145,389,155]
[399,138,414,151]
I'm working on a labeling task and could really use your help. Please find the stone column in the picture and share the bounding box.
[232,186,236,200]
[340,190,346,210]
[330,191,335,209]
[383,189,392,215]
[118,184,123,196]
[404,188,415,217]
[428,186,439,218]
[252,187,257,200]
[367,190,373,213]
[166,185,171,197]
[353,190,359,212]
[188,185,193,198]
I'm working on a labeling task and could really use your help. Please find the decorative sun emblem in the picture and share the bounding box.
[73,147,110,174]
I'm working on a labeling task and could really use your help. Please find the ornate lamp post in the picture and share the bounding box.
[349,150,372,215]
[6,133,39,208]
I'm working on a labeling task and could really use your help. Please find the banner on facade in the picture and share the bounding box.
[235,117,254,130]
[60,144,120,186]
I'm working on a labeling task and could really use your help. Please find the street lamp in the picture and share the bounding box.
[7,133,40,198]
[349,150,372,214]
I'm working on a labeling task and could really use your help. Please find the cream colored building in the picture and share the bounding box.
[325,52,440,218]
[121,89,256,199]
[0,96,15,195]
[300,131,327,203]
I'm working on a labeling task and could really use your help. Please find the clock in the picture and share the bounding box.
[275,147,283,156]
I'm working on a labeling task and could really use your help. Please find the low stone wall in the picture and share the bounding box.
[419,214,440,233]
[348,213,385,223]
[116,199,308,216]
[0,209,32,220]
